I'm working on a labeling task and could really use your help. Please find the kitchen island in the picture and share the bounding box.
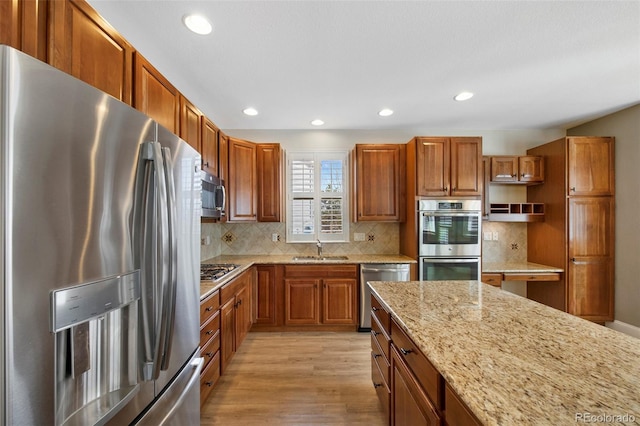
[369,280,640,425]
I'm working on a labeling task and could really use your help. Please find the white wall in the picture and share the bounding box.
[568,104,640,328]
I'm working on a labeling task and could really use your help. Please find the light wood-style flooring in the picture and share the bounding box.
[200,331,386,426]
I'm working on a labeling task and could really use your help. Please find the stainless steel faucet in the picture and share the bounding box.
[316,239,323,257]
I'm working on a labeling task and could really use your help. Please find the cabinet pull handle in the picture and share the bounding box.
[373,383,383,388]
[372,330,380,336]
[400,348,413,356]
[373,353,381,359]
[206,330,214,335]
[205,306,213,312]
[372,306,378,312]
[204,161,210,167]
[570,258,576,262]
[205,381,213,387]
[206,352,214,357]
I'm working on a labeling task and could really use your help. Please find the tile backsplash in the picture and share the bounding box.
[202,220,526,263]
[201,222,399,260]
[480,221,527,263]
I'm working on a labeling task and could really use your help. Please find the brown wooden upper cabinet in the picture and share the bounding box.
[48,0,133,104]
[568,137,614,196]
[227,137,257,222]
[201,117,219,177]
[179,95,202,153]
[133,52,179,134]
[490,156,544,184]
[256,143,282,222]
[353,144,406,222]
[415,137,482,197]
[1,0,48,62]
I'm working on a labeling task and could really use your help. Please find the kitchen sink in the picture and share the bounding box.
[292,255,349,261]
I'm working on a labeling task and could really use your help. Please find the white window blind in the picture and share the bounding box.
[287,152,349,243]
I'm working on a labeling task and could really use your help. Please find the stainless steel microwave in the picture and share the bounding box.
[418,199,482,257]
[201,171,225,219]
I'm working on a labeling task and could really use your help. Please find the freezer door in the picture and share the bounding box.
[137,353,204,426]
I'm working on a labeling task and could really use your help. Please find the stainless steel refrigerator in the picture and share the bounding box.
[0,46,202,425]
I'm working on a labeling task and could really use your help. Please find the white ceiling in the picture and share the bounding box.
[88,0,640,131]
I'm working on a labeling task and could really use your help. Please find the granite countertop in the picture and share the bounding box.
[199,254,416,299]
[369,280,640,425]
[482,261,563,274]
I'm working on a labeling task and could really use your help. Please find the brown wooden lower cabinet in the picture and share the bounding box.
[220,269,252,374]
[199,289,221,405]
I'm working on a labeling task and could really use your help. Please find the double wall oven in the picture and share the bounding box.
[418,199,482,281]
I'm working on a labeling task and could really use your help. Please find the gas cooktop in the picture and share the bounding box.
[200,263,239,281]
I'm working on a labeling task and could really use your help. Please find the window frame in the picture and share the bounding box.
[286,151,350,243]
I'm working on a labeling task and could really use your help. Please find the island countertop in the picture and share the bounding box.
[369,280,640,425]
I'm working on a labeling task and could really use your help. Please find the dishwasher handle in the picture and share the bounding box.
[361,267,409,273]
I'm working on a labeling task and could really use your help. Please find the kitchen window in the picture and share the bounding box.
[286,152,349,243]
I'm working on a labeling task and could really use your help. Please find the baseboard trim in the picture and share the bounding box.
[605,320,640,339]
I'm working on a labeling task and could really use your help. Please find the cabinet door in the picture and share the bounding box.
[255,265,277,325]
[133,52,179,134]
[490,156,518,182]
[219,298,235,374]
[228,138,257,222]
[416,137,449,196]
[235,284,251,349]
[256,143,281,222]
[201,117,219,176]
[49,0,133,104]
[450,137,482,196]
[179,95,202,153]
[519,156,544,183]
[322,278,357,325]
[355,144,406,222]
[568,137,614,196]
[1,0,47,61]
[391,348,440,426]
[568,197,614,321]
[284,279,320,325]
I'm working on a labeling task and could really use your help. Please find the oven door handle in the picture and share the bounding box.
[421,258,480,263]
[421,212,481,217]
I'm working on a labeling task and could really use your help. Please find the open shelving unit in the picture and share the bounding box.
[489,203,545,222]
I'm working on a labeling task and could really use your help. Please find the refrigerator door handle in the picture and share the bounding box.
[159,147,178,370]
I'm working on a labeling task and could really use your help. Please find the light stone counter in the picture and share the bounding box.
[369,280,640,425]
[482,261,563,274]
[199,254,416,299]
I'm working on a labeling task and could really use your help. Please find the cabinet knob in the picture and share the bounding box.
[570,187,576,192]
[521,173,526,177]
[443,187,448,192]
[372,307,378,312]
[570,257,577,262]
[206,352,214,357]
[399,348,413,356]
[205,381,213,387]
[204,161,210,167]
[206,330,214,335]
[512,173,517,177]
[205,306,213,312]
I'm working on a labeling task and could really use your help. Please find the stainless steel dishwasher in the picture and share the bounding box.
[359,263,410,330]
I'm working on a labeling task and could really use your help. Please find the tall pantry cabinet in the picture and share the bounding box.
[527,137,615,322]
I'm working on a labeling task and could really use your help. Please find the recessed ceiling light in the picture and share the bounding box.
[378,108,394,117]
[311,119,324,126]
[243,107,258,116]
[454,92,474,101]
[183,14,212,35]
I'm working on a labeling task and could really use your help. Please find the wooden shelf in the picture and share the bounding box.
[488,203,544,222]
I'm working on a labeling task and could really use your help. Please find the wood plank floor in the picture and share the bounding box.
[200,331,387,426]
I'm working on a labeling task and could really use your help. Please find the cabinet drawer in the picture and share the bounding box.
[445,382,481,426]
[371,334,390,386]
[481,273,503,287]
[371,313,390,362]
[200,310,220,348]
[200,350,221,406]
[371,353,390,421]
[503,272,560,281]
[284,264,358,279]
[201,329,220,370]
[391,320,443,410]
[200,290,220,322]
[371,294,390,333]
